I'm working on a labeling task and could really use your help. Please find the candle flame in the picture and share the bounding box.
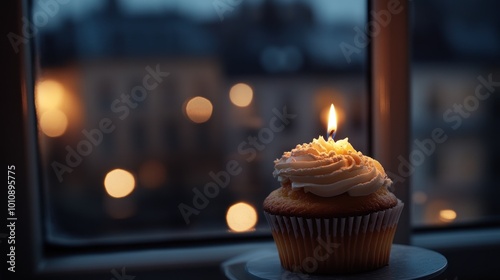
[327,103,337,139]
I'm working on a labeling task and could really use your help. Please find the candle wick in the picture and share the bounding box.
[328,129,336,140]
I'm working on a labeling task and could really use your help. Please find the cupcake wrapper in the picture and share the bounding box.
[264,200,404,274]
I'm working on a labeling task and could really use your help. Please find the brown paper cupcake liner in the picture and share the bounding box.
[264,200,404,275]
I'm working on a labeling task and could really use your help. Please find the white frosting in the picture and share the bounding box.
[273,136,391,197]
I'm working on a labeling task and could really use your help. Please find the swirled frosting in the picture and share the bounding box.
[273,136,391,197]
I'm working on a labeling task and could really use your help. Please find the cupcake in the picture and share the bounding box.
[263,136,403,275]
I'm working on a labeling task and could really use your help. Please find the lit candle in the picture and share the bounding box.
[327,103,337,140]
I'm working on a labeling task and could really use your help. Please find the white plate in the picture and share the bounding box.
[221,244,447,280]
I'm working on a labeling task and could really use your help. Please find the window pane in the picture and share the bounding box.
[34,0,368,244]
[411,0,500,226]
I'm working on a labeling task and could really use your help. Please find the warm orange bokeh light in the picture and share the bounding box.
[39,109,68,137]
[439,209,457,222]
[327,103,337,139]
[229,83,253,107]
[104,169,136,198]
[185,96,213,123]
[226,202,258,232]
[36,79,64,112]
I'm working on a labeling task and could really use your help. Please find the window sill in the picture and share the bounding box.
[412,227,500,279]
[38,241,276,279]
[35,227,500,279]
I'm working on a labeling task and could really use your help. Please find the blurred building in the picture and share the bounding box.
[34,0,500,243]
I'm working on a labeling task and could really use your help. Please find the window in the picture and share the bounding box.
[410,0,500,227]
[33,0,371,245]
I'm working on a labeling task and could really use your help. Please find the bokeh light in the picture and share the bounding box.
[439,209,457,222]
[39,109,68,137]
[36,79,64,112]
[185,96,213,123]
[229,83,253,107]
[104,169,136,198]
[226,202,258,232]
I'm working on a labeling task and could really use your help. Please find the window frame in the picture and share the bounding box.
[9,0,407,277]
[7,0,500,279]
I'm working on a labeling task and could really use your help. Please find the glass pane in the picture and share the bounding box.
[411,0,500,227]
[34,0,368,245]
